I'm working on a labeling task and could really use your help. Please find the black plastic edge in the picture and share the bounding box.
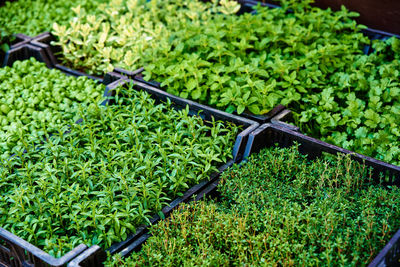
[369,229,400,267]
[122,67,281,124]
[244,123,400,182]
[67,246,107,267]
[0,228,88,267]
[1,34,31,67]
[270,108,300,132]
[3,43,52,68]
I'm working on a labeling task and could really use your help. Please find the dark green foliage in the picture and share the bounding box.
[115,145,400,266]
[0,58,104,158]
[0,84,238,257]
[298,38,400,164]
[144,2,368,115]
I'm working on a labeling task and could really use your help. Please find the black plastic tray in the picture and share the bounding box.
[115,67,285,124]
[245,123,400,181]
[0,33,32,67]
[245,123,400,266]
[201,120,400,200]
[271,107,400,168]
[0,44,129,267]
[198,123,400,266]
[1,44,259,267]
[0,44,114,267]
[270,109,400,266]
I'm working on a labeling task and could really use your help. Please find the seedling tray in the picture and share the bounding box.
[270,109,400,265]
[245,123,399,181]
[0,44,124,267]
[244,123,400,266]
[197,123,400,266]
[0,33,32,67]
[115,67,285,124]
[0,45,259,267]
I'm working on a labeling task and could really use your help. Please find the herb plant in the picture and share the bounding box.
[0,58,104,158]
[52,0,240,74]
[0,84,238,257]
[297,38,400,165]
[114,145,400,266]
[143,1,368,114]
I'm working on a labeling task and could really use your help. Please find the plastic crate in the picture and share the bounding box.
[0,229,87,267]
[245,123,400,181]
[196,123,399,266]
[1,45,259,267]
[0,44,114,267]
[113,68,286,124]
[1,33,32,67]
[244,123,400,266]
[117,0,398,123]
[271,107,400,167]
